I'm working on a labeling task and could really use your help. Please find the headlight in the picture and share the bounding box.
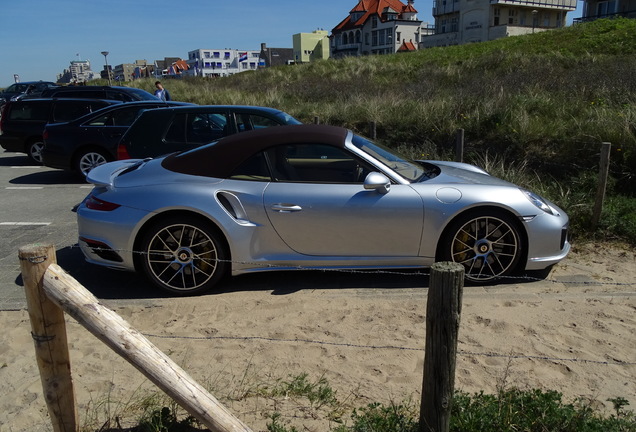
[522,189,556,215]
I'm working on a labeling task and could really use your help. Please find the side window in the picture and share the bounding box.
[164,113,188,142]
[247,114,280,130]
[266,144,371,183]
[87,113,113,126]
[52,102,93,122]
[110,107,143,126]
[105,91,130,102]
[186,113,228,143]
[228,152,271,181]
[8,102,49,121]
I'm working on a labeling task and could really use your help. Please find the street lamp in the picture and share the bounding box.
[101,51,112,86]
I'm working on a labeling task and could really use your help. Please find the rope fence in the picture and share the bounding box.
[141,332,636,367]
[5,241,636,288]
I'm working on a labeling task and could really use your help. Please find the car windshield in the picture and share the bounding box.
[351,134,426,182]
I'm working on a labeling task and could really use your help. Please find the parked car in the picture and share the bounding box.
[42,101,193,177]
[0,81,59,104]
[116,105,302,159]
[77,124,570,295]
[0,98,122,163]
[39,85,158,102]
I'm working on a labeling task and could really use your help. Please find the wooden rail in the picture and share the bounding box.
[19,244,252,432]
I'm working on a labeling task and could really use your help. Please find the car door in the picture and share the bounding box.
[87,105,151,149]
[262,143,424,257]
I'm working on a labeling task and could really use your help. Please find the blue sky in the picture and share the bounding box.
[0,0,583,88]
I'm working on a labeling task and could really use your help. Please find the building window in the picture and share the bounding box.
[597,0,617,16]
[494,8,500,26]
[365,33,370,44]
[372,31,378,46]
[372,16,378,28]
[213,52,220,58]
[386,28,393,45]
[379,29,386,45]
[508,9,517,24]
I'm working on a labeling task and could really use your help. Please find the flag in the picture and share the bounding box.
[239,52,248,62]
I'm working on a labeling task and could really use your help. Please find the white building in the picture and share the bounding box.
[421,0,577,47]
[185,49,261,77]
[58,60,96,84]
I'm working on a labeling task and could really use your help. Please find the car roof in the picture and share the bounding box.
[162,124,349,178]
[143,105,289,114]
[8,97,122,104]
[66,100,192,123]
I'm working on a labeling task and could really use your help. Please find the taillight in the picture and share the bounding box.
[85,195,121,211]
[117,143,131,160]
[43,130,49,140]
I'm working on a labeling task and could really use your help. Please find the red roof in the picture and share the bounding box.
[333,0,418,31]
[398,40,417,51]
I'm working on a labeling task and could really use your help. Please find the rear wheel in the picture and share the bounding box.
[140,216,228,295]
[75,149,110,177]
[27,139,44,164]
[439,210,523,282]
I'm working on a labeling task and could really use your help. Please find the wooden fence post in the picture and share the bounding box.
[314,116,320,124]
[19,244,78,432]
[454,129,464,163]
[42,263,253,432]
[419,262,464,432]
[591,142,611,229]
[369,121,377,139]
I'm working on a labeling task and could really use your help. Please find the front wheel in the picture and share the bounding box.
[140,216,228,295]
[439,210,524,282]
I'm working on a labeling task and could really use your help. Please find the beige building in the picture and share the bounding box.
[421,0,577,47]
[293,29,330,63]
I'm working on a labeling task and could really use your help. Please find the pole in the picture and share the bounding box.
[419,262,464,432]
[19,244,78,432]
[591,142,611,229]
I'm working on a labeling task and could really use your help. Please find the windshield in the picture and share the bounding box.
[351,134,426,182]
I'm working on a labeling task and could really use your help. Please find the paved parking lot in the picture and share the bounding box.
[0,151,172,310]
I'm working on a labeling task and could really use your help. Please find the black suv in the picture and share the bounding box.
[39,85,158,102]
[117,105,301,159]
[0,81,59,104]
[0,98,122,163]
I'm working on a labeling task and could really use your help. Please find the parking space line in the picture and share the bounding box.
[10,166,44,169]
[5,186,44,190]
[0,222,51,226]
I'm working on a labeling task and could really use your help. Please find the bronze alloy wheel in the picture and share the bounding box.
[141,216,228,294]
[443,211,522,282]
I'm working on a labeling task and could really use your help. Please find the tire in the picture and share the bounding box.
[439,210,523,282]
[140,216,229,295]
[75,149,110,177]
[27,139,44,164]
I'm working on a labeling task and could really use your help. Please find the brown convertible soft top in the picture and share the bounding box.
[161,124,349,178]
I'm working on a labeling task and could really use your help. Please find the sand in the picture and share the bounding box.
[1,242,634,432]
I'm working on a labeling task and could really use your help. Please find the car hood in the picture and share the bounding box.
[420,161,514,187]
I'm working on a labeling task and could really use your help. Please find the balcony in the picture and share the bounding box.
[490,0,577,9]
[573,10,636,23]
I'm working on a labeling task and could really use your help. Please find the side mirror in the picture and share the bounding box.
[363,172,391,194]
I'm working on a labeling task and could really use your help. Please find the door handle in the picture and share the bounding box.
[271,204,302,213]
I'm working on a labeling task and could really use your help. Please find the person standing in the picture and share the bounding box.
[154,81,171,101]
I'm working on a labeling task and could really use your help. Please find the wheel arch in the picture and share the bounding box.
[434,205,529,272]
[132,209,231,272]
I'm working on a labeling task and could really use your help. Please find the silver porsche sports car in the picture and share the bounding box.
[77,124,570,295]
